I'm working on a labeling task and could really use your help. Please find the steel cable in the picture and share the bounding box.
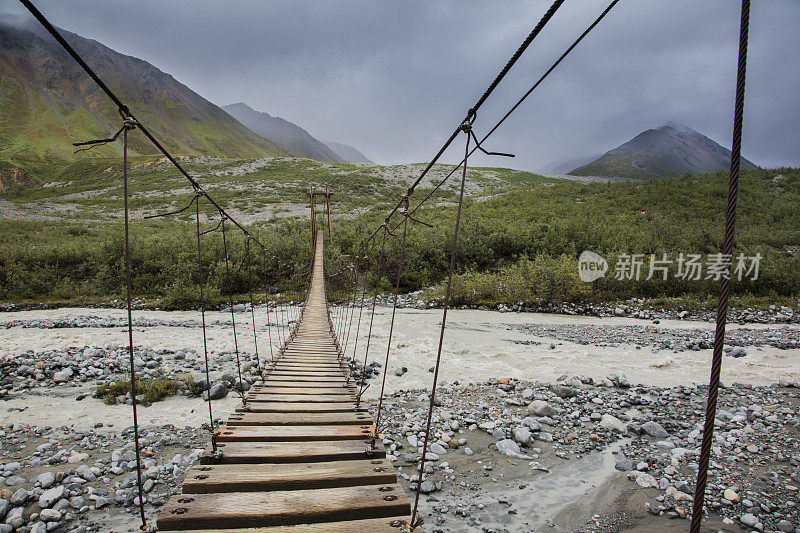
[372,200,410,447]
[690,1,750,530]
[221,219,247,407]
[410,128,471,530]
[121,121,148,530]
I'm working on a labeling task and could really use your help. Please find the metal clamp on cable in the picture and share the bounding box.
[123,116,138,131]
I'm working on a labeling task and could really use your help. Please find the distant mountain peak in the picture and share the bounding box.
[322,140,374,165]
[568,123,757,179]
[659,120,693,133]
[222,103,344,163]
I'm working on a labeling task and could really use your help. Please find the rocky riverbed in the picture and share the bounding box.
[1,305,799,532]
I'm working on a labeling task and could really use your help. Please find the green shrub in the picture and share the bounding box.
[94,378,180,405]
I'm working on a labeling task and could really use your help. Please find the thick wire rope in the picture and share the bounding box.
[372,201,410,448]
[332,0,566,258]
[410,128,471,530]
[690,0,750,530]
[388,0,622,237]
[18,0,292,270]
[221,219,247,407]
[121,121,148,530]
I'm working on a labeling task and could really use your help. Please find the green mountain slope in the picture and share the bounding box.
[0,17,288,175]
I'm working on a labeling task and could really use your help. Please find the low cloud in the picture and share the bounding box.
[2,0,798,169]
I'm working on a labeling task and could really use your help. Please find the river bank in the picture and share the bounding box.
[1,305,798,532]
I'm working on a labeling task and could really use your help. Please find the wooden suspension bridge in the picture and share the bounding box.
[156,230,411,531]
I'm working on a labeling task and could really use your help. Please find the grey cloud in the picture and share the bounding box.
[2,0,798,169]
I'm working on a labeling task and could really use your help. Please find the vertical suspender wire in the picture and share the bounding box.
[339,270,351,354]
[357,228,387,405]
[342,264,359,357]
[275,270,285,352]
[221,218,247,406]
[410,131,471,530]
[372,201,409,448]
[121,121,147,530]
[351,250,373,362]
[690,1,750,531]
[245,239,263,381]
[263,268,275,364]
[196,194,217,453]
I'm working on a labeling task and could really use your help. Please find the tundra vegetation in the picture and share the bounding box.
[0,157,797,311]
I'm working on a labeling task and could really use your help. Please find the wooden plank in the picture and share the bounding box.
[265,371,345,377]
[215,424,374,442]
[256,380,350,388]
[235,402,356,413]
[181,459,396,493]
[245,394,353,403]
[202,440,385,464]
[157,484,410,530]
[248,387,355,395]
[258,380,349,387]
[269,367,344,373]
[161,516,410,532]
[226,411,370,426]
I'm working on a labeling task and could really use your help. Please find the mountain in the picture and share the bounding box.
[322,140,373,164]
[223,103,343,163]
[0,15,288,173]
[569,122,757,179]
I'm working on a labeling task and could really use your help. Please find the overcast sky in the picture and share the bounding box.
[2,0,798,170]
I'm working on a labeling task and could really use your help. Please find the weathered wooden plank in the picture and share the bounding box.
[226,411,370,426]
[245,394,354,403]
[268,367,344,373]
[248,387,355,395]
[235,402,356,413]
[256,380,350,387]
[265,371,345,377]
[157,484,410,530]
[160,516,411,532]
[202,440,385,464]
[181,459,396,493]
[215,424,374,442]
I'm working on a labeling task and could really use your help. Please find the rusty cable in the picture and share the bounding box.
[120,119,148,530]
[221,218,247,406]
[690,1,750,530]
[411,127,471,530]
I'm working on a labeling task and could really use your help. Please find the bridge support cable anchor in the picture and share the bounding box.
[690,1,751,531]
[371,198,410,450]
[410,127,472,531]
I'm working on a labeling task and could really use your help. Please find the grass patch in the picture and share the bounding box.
[94,378,180,405]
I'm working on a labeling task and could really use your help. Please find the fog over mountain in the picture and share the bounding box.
[1,0,797,170]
